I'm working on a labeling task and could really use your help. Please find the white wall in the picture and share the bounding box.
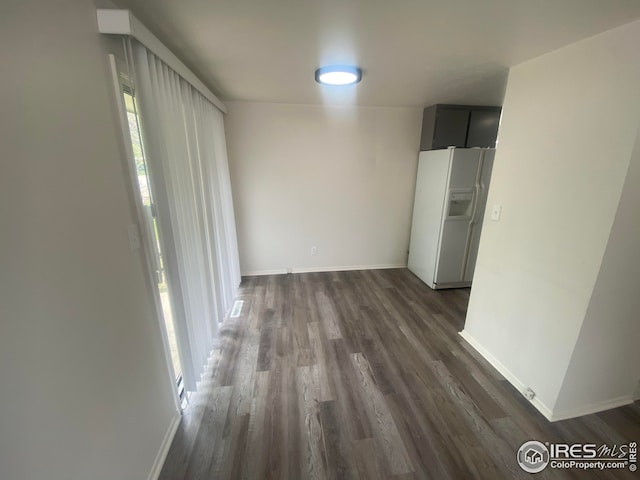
[0,0,178,478]
[461,19,640,418]
[554,118,640,416]
[225,102,422,275]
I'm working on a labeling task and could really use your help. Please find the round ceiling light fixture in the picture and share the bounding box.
[315,65,362,85]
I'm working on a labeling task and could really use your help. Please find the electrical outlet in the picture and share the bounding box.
[524,388,536,400]
[491,204,502,221]
[311,246,317,256]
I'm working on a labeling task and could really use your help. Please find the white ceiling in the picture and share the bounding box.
[113,0,640,107]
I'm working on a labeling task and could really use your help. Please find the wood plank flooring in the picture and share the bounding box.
[159,269,640,479]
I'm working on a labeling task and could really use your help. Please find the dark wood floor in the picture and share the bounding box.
[159,269,640,479]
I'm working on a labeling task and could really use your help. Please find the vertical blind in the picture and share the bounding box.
[128,39,241,391]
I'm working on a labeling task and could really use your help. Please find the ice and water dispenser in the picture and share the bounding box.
[446,190,475,219]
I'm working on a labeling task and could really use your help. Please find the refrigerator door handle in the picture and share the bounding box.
[460,153,483,280]
[470,156,483,225]
[474,182,485,224]
[470,184,480,224]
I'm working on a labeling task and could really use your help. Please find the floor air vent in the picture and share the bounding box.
[230,300,244,318]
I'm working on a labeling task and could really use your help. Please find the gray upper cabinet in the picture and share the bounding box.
[420,104,501,151]
[431,108,470,149]
[467,109,501,148]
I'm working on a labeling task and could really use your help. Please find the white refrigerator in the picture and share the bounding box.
[408,147,495,289]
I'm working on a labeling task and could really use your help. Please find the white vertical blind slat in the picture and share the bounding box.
[130,40,240,392]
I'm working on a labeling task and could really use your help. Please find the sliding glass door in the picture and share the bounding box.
[122,87,183,383]
[106,34,241,401]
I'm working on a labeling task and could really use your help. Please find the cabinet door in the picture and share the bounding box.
[433,108,470,149]
[467,109,501,148]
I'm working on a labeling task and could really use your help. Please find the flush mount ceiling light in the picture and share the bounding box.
[315,65,362,85]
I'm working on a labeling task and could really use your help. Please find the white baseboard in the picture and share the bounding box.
[459,330,639,421]
[550,396,635,422]
[147,412,181,480]
[458,330,554,421]
[242,269,286,276]
[242,264,407,277]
